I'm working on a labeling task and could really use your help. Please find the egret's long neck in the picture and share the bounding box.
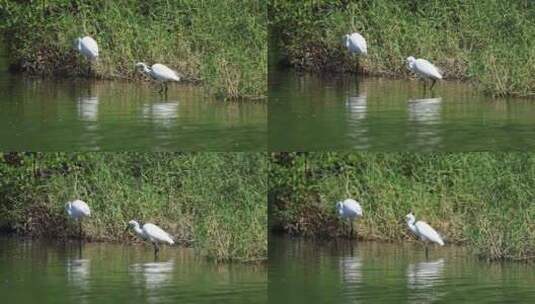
[133,224,144,237]
[407,217,415,229]
[77,39,82,51]
[142,65,151,74]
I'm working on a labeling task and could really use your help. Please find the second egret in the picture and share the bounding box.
[344,32,367,73]
[406,212,444,258]
[336,198,363,239]
[74,36,99,75]
[135,62,180,95]
[406,56,443,90]
[127,220,175,257]
[65,199,91,239]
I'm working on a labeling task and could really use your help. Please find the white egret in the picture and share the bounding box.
[406,212,444,258]
[127,220,175,256]
[406,56,443,90]
[336,198,363,238]
[75,36,99,60]
[65,199,91,239]
[344,32,367,73]
[75,36,99,75]
[135,63,180,95]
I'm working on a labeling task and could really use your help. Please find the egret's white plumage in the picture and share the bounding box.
[345,32,367,56]
[337,198,363,219]
[337,199,363,238]
[65,199,90,239]
[406,56,443,89]
[75,36,99,61]
[136,62,180,94]
[128,220,174,256]
[65,199,91,220]
[406,213,444,251]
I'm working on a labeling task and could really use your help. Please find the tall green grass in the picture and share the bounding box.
[270,0,535,97]
[269,153,535,261]
[0,152,267,262]
[0,0,267,100]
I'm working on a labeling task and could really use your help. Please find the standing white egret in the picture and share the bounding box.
[344,32,367,73]
[406,56,443,90]
[74,36,99,75]
[127,220,175,257]
[406,212,444,258]
[336,198,363,238]
[135,63,180,95]
[65,199,91,239]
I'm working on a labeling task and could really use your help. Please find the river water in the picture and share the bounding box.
[269,70,535,151]
[0,237,266,304]
[268,236,535,304]
[0,46,266,151]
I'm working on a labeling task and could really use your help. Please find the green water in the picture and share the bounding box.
[0,73,267,151]
[0,237,266,304]
[269,70,535,151]
[268,236,535,304]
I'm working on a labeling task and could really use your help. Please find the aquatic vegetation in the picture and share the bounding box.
[270,0,535,97]
[0,0,267,100]
[0,152,267,262]
[269,152,535,261]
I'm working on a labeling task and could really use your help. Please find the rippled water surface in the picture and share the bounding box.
[0,65,266,151]
[268,236,535,304]
[0,237,266,304]
[269,70,535,151]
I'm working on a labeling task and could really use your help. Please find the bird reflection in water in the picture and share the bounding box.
[130,260,175,303]
[407,258,445,303]
[345,91,369,149]
[77,96,99,122]
[142,101,179,128]
[407,97,442,150]
[66,255,91,303]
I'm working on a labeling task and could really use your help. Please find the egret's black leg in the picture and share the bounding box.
[154,243,160,258]
[430,79,437,90]
[158,83,164,94]
[79,221,82,240]
[425,245,429,260]
[350,221,354,239]
[164,82,169,94]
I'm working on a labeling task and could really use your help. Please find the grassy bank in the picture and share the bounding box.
[0,0,267,100]
[0,152,267,262]
[269,0,535,97]
[269,153,535,261]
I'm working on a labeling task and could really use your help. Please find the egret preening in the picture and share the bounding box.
[336,199,363,239]
[406,212,444,259]
[135,63,180,95]
[344,32,367,74]
[65,199,91,239]
[127,220,175,257]
[74,36,99,75]
[406,56,443,90]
